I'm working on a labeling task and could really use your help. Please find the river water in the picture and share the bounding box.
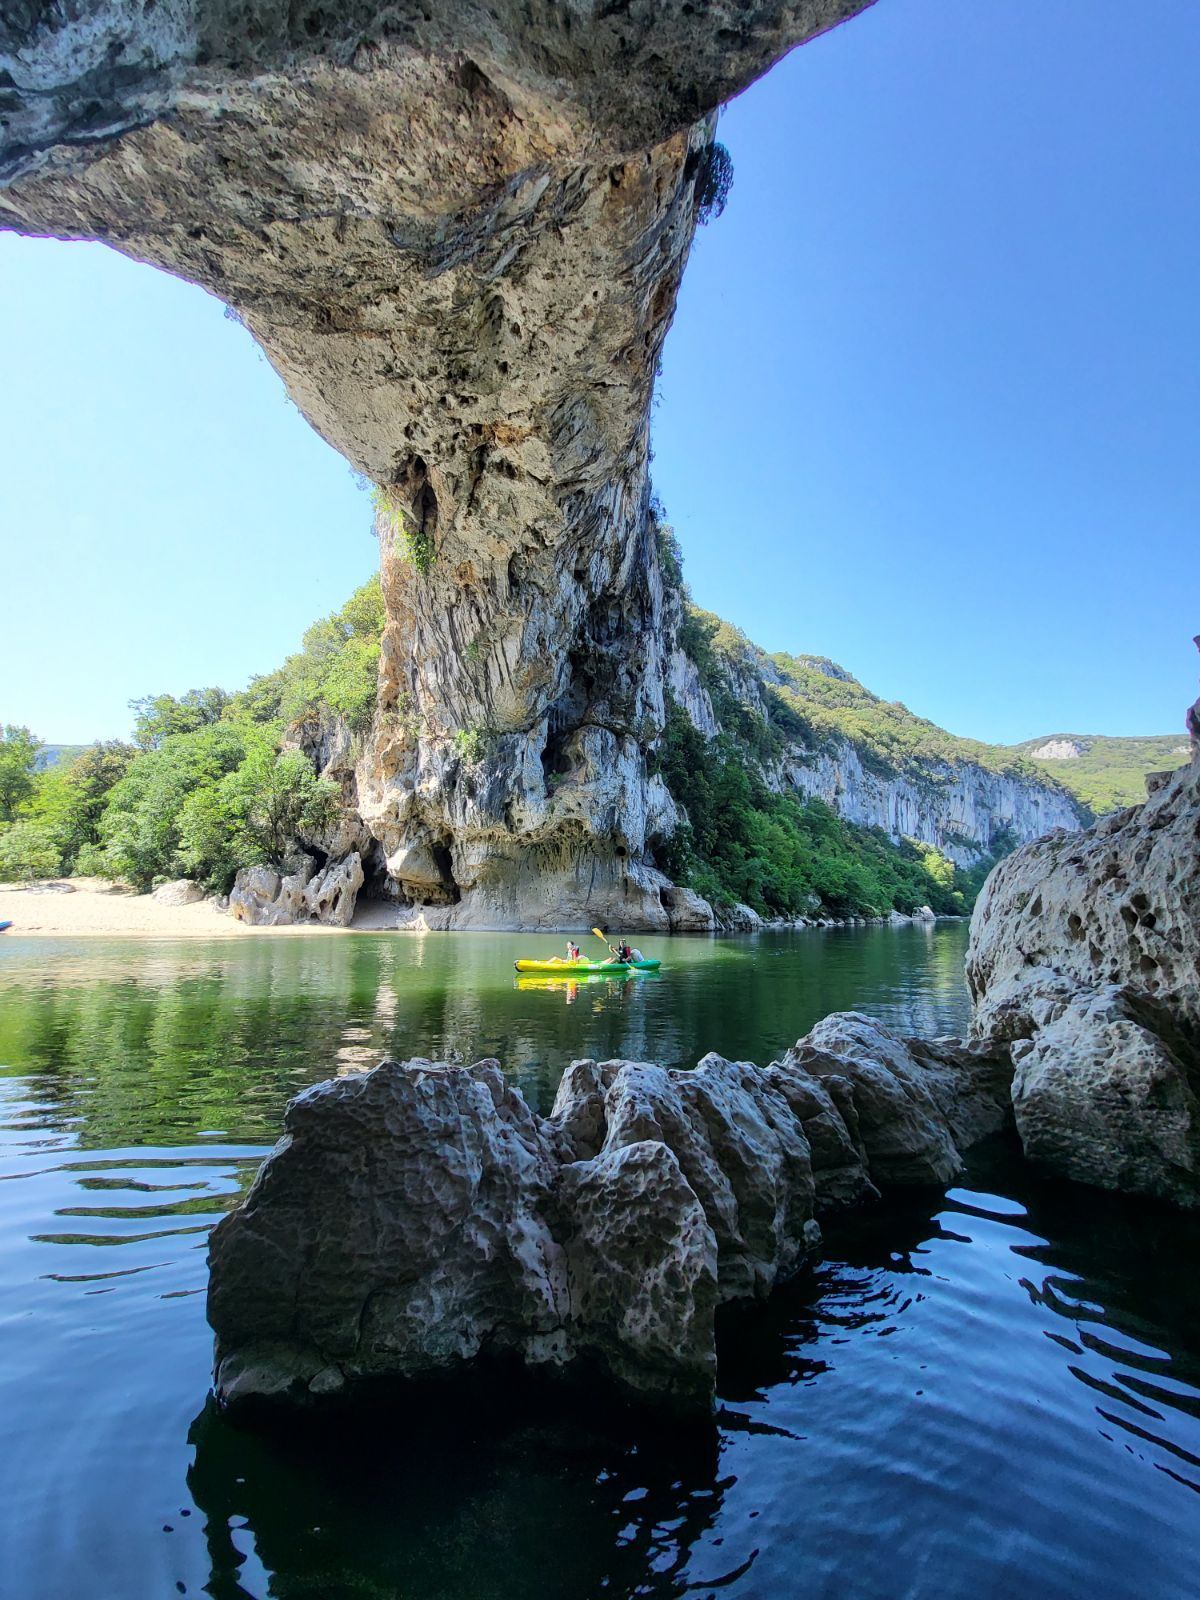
[1,925,1197,1599]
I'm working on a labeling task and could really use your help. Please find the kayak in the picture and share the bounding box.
[0,920,11,933]
[513,957,660,974]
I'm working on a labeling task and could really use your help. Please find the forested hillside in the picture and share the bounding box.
[0,580,385,890]
[651,521,1079,920]
[1010,733,1190,814]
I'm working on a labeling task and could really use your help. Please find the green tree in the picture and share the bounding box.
[22,741,135,871]
[177,745,338,889]
[0,725,42,821]
[99,722,251,886]
[228,576,386,734]
[130,687,231,750]
[0,821,63,882]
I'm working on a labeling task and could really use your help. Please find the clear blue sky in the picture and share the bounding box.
[2,0,1196,745]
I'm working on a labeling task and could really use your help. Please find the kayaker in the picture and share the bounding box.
[565,940,581,962]
[610,940,634,963]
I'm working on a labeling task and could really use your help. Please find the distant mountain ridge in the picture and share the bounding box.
[1009,732,1190,815]
[36,745,87,770]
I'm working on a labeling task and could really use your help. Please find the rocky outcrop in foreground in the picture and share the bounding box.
[207,1015,1011,1412]
[968,741,1200,1207]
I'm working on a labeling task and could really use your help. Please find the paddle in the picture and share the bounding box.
[592,926,619,960]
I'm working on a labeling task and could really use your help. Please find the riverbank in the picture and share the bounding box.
[0,879,960,941]
[0,879,334,939]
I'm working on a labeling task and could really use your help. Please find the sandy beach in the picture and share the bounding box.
[0,878,377,938]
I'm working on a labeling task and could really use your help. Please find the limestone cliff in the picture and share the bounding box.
[967,656,1200,1207]
[3,0,1073,932]
[1,0,876,931]
[666,611,1085,871]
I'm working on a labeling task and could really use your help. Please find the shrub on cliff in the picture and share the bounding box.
[130,688,231,750]
[654,699,977,919]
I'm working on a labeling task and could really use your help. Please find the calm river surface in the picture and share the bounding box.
[1,924,1198,1600]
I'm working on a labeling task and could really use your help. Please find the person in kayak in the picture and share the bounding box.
[565,940,581,962]
[609,940,634,964]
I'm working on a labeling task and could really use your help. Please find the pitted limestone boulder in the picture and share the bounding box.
[208,1019,1012,1412]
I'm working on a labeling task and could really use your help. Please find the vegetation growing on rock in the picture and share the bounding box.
[0,560,1066,921]
[1009,732,1190,815]
[652,699,1008,919]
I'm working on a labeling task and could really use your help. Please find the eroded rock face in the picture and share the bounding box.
[230,852,365,927]
[968,739,1200,1206]
[773,1012,1012,1189]
[207,1015,1010,1411]
[969,758,1200,1034]
[1,1,875,930]
[1008,982,1200,1208]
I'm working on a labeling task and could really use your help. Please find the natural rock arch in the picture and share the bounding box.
[1,2,875,926]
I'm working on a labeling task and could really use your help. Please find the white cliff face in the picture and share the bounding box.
[1028,738,1085,760]
[670,631,1084,870]
[779,743,1083,866]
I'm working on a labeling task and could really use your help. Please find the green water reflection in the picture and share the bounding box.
[0,924,971,1143]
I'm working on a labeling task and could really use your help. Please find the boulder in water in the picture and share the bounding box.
[207,1018,1012,1412]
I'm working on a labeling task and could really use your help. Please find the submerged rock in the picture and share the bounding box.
[207,1017,1011,1413]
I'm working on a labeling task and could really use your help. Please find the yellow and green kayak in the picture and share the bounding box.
[513,957,660,975]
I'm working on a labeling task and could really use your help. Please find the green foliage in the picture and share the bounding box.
[97,721,338,893]
[0,739,134,878]
[98,723,252,889]
[0,820,63,882]
[373,487,435,575]
[130,687,230,751]
[1010,733,1190,815]
[694,141,734,225]
[677,609,786,763]
[41,742,135,869]
[452,727,487,764]
[0,725,42,821]
[654,700,992,919]
[177,744,338,892]
[652,499,685,591]
[230,576,386,734]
